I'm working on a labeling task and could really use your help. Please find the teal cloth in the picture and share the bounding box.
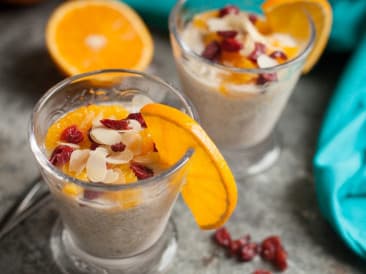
[123,0,366,259]
[314,0,366,259]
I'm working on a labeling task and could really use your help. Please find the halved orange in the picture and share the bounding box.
[46,0,153,75]
[262,0,332,73]
[141,103,237,230]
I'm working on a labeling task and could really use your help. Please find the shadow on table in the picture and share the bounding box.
[6,47,63,105]
[286,176,366,272]
[283,51,366,272]
[0,204,61,274]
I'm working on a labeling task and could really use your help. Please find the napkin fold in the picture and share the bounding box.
[314,31,366,259]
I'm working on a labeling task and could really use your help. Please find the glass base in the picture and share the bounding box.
[222,133,281,179]
[50,219,178,274]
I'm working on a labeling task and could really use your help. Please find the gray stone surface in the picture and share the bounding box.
[0,1,365,273]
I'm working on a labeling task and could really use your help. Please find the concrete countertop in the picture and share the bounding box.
[0,1,364,273]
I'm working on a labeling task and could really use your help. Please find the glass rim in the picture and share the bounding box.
[169,0,316,73]
[29,69,197,191]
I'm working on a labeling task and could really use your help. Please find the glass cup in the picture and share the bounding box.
[169,0,315,177]
[29,69,197,274]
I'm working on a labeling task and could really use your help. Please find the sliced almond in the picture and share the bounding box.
[239,34,255,56]
[86,149,107,182]
[131,94,153,112]
[89,128,122,145]
[133,152,160,165]
[257,54,278,68]
[207,17,231,32]
[69,149,90,174]
[240,16,273,49]
[80,111,96,129]
[269,33,297,47]
[103,169,120,184]
[92,113,103,127]
[106,149,134,165]
[120,132,142,155]
[95,146,109,157]
[57,142,80,149]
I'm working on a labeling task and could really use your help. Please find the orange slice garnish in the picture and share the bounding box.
[262,0,332,73]
[46,0,153,75]
[141,103,237,230]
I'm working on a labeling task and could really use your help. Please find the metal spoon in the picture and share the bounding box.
[0,176,51,241]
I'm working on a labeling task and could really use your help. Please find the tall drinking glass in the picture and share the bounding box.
[29,69,197,274]
[169,0,315,177]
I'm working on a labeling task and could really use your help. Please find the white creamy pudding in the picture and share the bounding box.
[171,5,305,149]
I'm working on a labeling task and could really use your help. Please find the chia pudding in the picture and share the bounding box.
[43,98,186,258]
[170,5,309,149]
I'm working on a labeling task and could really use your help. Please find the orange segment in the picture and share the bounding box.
[46,0,153,75]
[262,0,332,73]
[141,103,237,230]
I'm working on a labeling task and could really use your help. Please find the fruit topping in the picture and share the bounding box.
[111,142,126,152]
[248,42,266,62]
[83,190,102,200]
[221,38,243,52]
[269,50,288,61]
[218,5,240,17]
[89,128,122,146]
[100,118,130,130]
[127,113,147,128]
[201,41,221,61]
[130,162,154,180]
[86,147,108,182]
[248,13,258,24]
[60,125,84,144]
[217,30,238,38]
[69,149,90,174]
[256,73,277,85]
[49,145,74,166]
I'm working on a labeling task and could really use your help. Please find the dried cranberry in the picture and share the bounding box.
[153,143,158,152]
[256,73,277,85]
[248,42,266,62]
[111,142,126,152]
[127,113,147,128]
[49,145,74,166]
[60,125,84,144]
[260,236,282,261]
[269,50,288,61]
[100,118,130,130]
[261,241,276,261]
[221,38,242,52]
[248,14,258,24]
[213,227,231,248]
[130,162,154,180]
[219,5,240,17]
[253,270,272,274]
[274,248,288,271]
[228,240,242,256]
[239,242,258,262]
[238,234,251,246]
[217,30,238,38]
[201,41,221,61]
[90,141,99,150]
[84,190,102,200]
